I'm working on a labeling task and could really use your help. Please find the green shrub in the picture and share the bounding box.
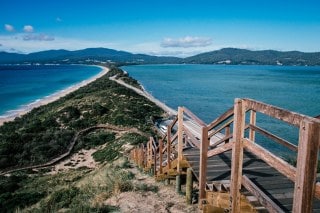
[135,183,159,193]
[42,187,80,209]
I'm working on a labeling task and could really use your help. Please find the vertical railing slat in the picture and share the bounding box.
[293,120,320,213]
[167,125,172,169]
[199,126,209,204]
[177,107,184,172]
[249,110,256,141]
[230,98,246,213]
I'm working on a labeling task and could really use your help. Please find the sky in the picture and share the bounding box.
[1,0,320,57]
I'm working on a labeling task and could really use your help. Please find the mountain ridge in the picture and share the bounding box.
[1,47,320,65]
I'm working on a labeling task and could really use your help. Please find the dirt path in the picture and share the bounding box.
[105,162,199,213]
[0,124,148,175]
[110,75,177,116]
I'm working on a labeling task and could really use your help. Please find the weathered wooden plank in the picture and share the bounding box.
[209,134,233,149]
[243,139,296,182]
[293,120,320,213]
[207,106,234,130]
[249,110,256,141]
[208,118,234,139]
[230,98,246,213]
[186,167,193,204]
[207,142,234,157]
[242,175,285,213]
[167,125,172,169]
[199,126,209,202]
[158,139,163,174]
[183,106,207,127]
[171,132,178,143]
[249,124,297,152]
[244,98,320,127]
[177,107,184,173]
[184,126,201,148]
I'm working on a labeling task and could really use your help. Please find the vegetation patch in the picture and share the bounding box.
[134,183,159,193]
[76,130,116,150]
[0,66,163,170]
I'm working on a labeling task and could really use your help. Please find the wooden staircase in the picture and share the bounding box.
[130,98,320,213]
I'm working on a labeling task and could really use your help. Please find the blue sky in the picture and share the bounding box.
[1,0,320,57]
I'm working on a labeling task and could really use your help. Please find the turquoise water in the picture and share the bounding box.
[0,65,102,117]
[123,64,320,157]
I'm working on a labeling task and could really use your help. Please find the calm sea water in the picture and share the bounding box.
[0,65,102,117]
[123,64,320,157]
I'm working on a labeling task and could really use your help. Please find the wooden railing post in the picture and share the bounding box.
[293,120,320,213]
[134,148,138,164]
[167,125,172,169]
[148,138,152,168]
[249,110,256,141]
[153,146,157,176]
[225,124,231,143]
[177,107,184,172]
[230,98,246,213]
[186,167,193,204]
[143,145,147,168]
[159,139,163,174]
[199,126,209,204]
[137,147,141,167]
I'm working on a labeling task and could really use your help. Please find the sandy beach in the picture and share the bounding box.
[0,65,109,126]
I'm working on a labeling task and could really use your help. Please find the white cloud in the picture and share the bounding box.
[0,34,116,53]
[23,33,55,41]
[161,36,212,48]
[56,17,62,22]
[4,24,14,32]
[23,25,34,33]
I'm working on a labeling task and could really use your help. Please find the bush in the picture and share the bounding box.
[135,183,159,193]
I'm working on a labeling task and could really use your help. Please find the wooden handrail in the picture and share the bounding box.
[209,134,233,149]
[249,124,298,152]
[243,138,296,181]
[183,107,207,127]
[169,116,178,129]
[184,126,201,149]
[208,119,233,139]
[207,142,234,157]
[171,132,178,143]
[207,106,234,131]
[244,98,320,127]
[242,175,285,213]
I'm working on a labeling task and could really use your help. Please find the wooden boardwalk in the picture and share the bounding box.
[130,98,320,212]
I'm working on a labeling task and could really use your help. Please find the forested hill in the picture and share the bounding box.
[1,47,320,66]
[0,48,181,65]
[184,48,320,66]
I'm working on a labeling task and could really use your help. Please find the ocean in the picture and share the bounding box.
[123,64,320,157]
[0,65,102,117]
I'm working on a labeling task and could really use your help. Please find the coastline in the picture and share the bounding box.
[0,65,109,126]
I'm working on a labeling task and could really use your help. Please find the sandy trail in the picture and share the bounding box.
[105,164,199,213]
[110,75,177,116]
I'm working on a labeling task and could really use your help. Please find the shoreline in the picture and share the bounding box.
[0,65,109,126]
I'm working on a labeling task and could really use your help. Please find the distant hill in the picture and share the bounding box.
[0,48,181,64]
[1,47,320,66]
[184,48,320,66]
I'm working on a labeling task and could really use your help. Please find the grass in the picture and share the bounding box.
[134,183,159,193]
[0,158,137,212]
